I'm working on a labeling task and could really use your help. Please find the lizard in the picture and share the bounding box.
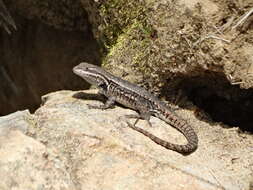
[73,62,198,154]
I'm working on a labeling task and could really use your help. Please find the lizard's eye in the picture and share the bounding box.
[87,67,94,71]
[98,82,107,90]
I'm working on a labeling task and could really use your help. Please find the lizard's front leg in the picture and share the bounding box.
[88,96,115,110]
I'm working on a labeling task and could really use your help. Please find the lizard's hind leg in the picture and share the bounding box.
[124,112,152,128]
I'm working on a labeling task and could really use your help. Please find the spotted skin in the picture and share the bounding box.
[73,62,198,154]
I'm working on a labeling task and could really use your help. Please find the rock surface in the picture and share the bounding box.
[0,90,252,189]
[0,110,75,189]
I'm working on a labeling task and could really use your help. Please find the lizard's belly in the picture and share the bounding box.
[105,84,151,111]
[114,93,138,110]
[105,89,139,110]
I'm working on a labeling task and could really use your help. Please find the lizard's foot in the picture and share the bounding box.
[87,104,105,109]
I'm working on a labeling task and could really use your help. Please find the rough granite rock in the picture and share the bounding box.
[0,110,75,189]
[1,90,251,190]
[0,110,30,135]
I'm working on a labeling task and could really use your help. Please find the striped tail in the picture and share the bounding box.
[126,111,198,154]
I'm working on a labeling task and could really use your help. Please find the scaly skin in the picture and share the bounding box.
[73,62,198,154]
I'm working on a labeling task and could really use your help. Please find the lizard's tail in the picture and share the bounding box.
[127,114,198,154]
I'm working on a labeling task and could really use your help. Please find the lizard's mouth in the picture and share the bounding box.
[73,66,92,78]
[73,65,84,75]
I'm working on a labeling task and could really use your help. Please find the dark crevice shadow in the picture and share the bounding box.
[72,91,106,102]
[72,91,132,110]
[161,72,253,133]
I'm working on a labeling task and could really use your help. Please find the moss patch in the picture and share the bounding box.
[99,0,151,49]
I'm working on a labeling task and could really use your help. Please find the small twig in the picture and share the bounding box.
[232,7,253,29]
[182,35,192,48]
[231,81,244,85]
[207,35,231,43]
[193,34,231,47]
[227,74,244,85]
[212,25,223,35]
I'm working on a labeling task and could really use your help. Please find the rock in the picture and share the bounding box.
[0,110,75,190]
[0,90,252,189]
[0,110,31,135]
[30,90,252,190]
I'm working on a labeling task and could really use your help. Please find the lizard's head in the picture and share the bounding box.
[73,62,109,87]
